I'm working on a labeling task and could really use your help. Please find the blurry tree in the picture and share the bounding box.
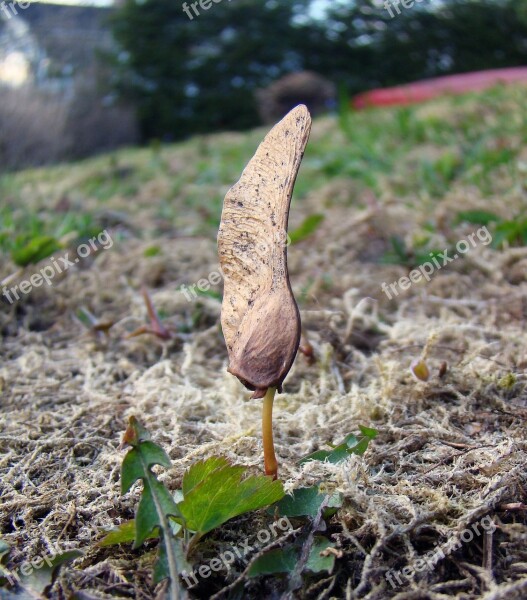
[324,0,527,89]
[110,0,325,140]
[110,0,527,141]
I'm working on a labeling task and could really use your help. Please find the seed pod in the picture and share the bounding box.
[438,361,448,378]
[410,358,430,382]
[218,105,312,399]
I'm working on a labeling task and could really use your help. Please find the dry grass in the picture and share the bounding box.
[1,86,527,599]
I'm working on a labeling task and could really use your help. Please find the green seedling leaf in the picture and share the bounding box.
[121,421,181,546]
[153,537,190,585]
[248,535,336,577]
[136,478,181,547]
[98,518,183,548]
[248,545,297,577]
[382,237,445,269]
[337,85,353,140]
[121,441,172,495]
[289,214,325,244]
[274,486,322,518]
[181,456,229,495]
[381,236,409,265]
[178,458,285,534]
[306,536,337,574]
[144,245,161,257]
[455,210,500,226]
[272,486,342,519]
[358,424,378,438]
[195,288,222,301]
[491,221,516,248]
[415,249,444,265]
[11,236,61,266]
[120,417,186,599]
[492,217,527,248]
[98,520,141,547]
[299,426,377,465]
[391,235,407,259]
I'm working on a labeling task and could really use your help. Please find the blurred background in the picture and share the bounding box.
[0,0,526,172]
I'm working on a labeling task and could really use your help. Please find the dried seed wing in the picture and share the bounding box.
[218,104,311,397]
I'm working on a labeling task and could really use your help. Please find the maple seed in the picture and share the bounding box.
[218,104,312,478]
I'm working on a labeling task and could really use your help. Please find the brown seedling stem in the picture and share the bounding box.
[262,387,278,479]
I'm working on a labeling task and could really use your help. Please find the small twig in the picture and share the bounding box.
[482,527,494,573]
[385,343,516,369]
[421,444,497,475]
[492,408,527,421]
[425,295,487,308]
[313,575,337,600]
[331,360,346,394]
[56,502,77,544]
[438,441,477,449]
[497,502,527,511]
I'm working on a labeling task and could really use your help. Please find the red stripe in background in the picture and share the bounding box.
[352,67,527,109]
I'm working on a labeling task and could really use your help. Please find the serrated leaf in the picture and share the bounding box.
[299,427,377,465]
[119,417,186,599]
[136,477,181,548]
[272,486,342,518]
[121,442,172,494]
[178,459,284,534]
[182,456,229,496]
[153,537,190,585]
